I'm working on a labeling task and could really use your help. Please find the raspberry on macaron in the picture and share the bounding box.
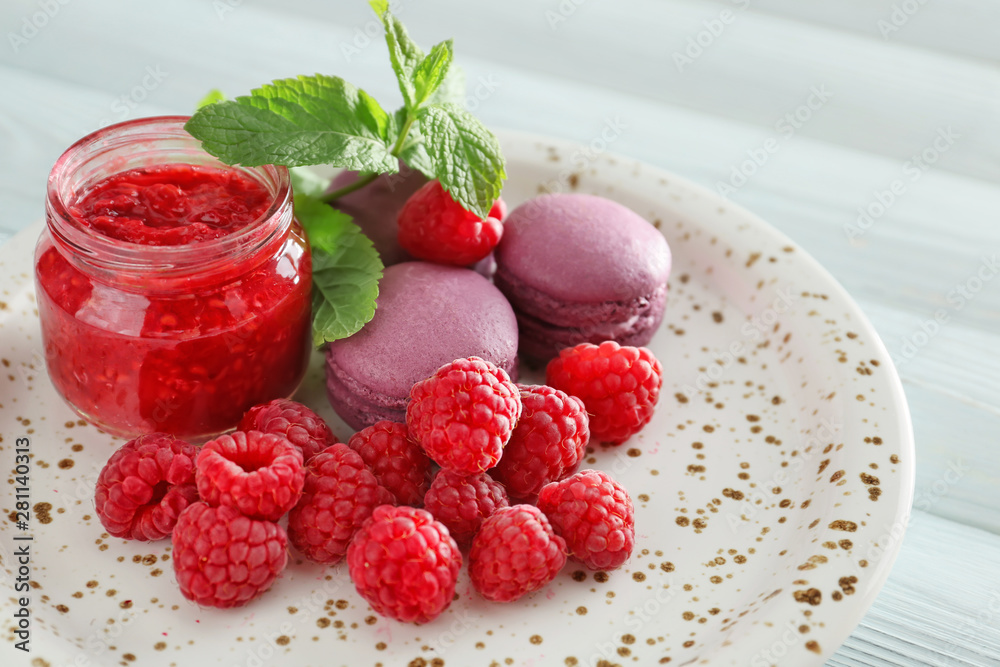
[397,179,505,266]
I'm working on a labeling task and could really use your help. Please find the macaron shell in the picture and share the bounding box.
[495,193,671,303]
[324,356,407,429]
[325,262,519,430]
[327,164,427,266]
[509,283,667,362]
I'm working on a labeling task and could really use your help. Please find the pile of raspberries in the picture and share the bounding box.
[94,341,662,623]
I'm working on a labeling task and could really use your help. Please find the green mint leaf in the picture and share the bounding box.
[289,166,330,198]
[184,74,397,172]
[412,40,453,108]
[294,194,383,345]
[427,62,467,107]
[371,4,424,109]
[196,89,226,109]
[399,135,435,180]
[416,103,506,218]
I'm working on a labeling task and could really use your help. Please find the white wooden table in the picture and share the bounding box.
[2,1,999,665]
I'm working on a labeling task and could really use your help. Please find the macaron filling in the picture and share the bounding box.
[495,268,667,361]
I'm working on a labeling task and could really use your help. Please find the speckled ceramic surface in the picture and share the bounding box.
[0,131,915,667]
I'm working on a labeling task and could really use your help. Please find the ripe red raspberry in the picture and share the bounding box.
[422,469,509,546]
[407,357,522,475]
[490,384,589,502]
[94,433,199,541]
[196,430,304,522]
[347,505,461,623]
[287,443,394,564]
[468,505,567,602]
[397,180,505,266]
[347,421,433,506]
[546,341,663,444]
[172,501,288,608]
[537,469,635,570]
[239,399,339,463]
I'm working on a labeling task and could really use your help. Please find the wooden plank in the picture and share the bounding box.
[827,511,1000,666]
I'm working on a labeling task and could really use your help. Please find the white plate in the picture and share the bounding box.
[0,130,914,667]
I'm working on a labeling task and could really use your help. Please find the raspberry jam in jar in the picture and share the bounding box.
[35,116,312,440]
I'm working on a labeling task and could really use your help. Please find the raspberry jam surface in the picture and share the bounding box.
[69,164,272,245]
[37,150,311,440]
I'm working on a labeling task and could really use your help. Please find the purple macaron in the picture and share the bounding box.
[494,193,671,362]
[325,262,519,431]
[327,163,427,266]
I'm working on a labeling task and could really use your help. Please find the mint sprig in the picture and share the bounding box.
[294,195,384,346]
[186,3,505,344]
[185,74,397,172]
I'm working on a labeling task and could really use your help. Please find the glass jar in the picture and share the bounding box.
[35,116,312,441]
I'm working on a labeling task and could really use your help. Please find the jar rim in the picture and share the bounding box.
[45,115,292,279]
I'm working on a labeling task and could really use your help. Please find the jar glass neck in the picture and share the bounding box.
[45,116,293,292]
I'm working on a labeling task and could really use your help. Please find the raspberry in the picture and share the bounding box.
[196,431,304,522]
[490,384,589,502]
[422,469,509,546]
[347,421,433,506]
[287,443,394,564]
[94,433,199,541]
[468,504,567,602]
[397,180,505,266]
[407,357,522,475]
[239,399,339,463]
[172,502,288,608]
[537,470,635,571]
[347,505,461,623]
[546,341,663,444]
